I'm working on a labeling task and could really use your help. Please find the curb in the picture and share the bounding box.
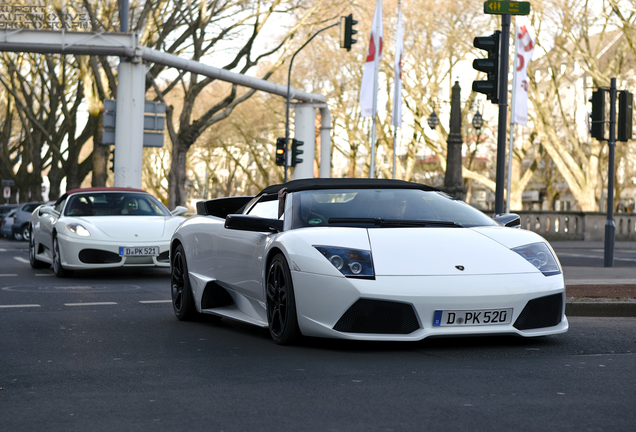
[566,301,636,318]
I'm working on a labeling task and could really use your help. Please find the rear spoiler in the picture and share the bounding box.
[196,196,254,218]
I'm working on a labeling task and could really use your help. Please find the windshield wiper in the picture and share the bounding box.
[327,218,463,228]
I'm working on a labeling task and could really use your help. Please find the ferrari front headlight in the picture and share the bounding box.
[314,246,374,279]
[67,223,91,237]
[513,242,561,276]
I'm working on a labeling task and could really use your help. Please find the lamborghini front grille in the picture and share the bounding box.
[513,293,563,330]
[333,299,420,334]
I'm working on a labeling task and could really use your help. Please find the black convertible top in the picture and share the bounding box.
[259,178,438,196]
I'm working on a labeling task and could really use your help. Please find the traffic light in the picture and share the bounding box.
[275,137,286,166]
[472,31,500,104]
[291,139,304,166]
[341,14,358,51]
[109,148,115,172]
[590,89,607,141]
[618,90,633,142]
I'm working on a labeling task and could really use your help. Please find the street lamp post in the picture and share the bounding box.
[284,22,339,183]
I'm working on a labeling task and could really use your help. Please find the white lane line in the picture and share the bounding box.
[64,302,118,307]
[0,274,18,277]
[139,300,172,304]
[0,248,7,252]
[35,273,55,276]
[14,257,29,264]
[0,304,40,308]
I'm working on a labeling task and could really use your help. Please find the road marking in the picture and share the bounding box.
[64,302,118,306]
[0,304,40,308]
[35,273,55,276]
[0,248,7,252]
[14,257,29,264]
[139,300,172,304]
[0,274,17,277]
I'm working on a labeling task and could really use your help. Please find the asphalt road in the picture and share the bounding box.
[1,238,635,431]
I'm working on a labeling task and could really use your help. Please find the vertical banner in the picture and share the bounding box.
[392,7,404,128]
[513,17,535,125]
[359,0,383,117]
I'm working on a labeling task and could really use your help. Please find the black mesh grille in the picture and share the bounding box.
[513,293,563,330]
[157,251,170,262]
[333,299,420,334]
[79,249,122,264]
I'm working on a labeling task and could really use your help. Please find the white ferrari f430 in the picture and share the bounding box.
[30,187,187,277]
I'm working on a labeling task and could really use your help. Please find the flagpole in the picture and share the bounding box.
[369,3,381,179]
[392,0,402,180]
[506,19,519,214]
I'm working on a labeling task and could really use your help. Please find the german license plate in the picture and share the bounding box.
[119,246,159,256]
[433,308,513,327]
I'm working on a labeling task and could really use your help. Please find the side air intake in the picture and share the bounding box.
[513,293,563,330]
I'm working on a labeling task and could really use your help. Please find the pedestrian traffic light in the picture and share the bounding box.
[590,89,607,141]
[618,90,633,142]
[275,137,286,166]
[291,139,304,166]
[109,148,115,172]
[472,31,500,104]
[341,14,358,51]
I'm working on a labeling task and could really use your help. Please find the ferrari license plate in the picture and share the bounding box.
[433,308,513,327]
[119,246,159,256]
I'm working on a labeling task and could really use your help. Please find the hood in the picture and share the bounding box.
[368,227,539,276]
[79,216,169,239]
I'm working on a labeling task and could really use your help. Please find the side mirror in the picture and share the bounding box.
[171,206,188,217]
[224,214,283,233]
[39,206,59,217]
[493,213,521,228]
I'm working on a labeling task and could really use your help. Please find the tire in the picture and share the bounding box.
[52,235,73,278]
[29,227,50,269]
[21,225,30,242]
[12,230,22,241]
[171,244,199,320]
[266,253,301,345]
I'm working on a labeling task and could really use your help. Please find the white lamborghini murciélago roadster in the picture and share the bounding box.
[170,178,568,345]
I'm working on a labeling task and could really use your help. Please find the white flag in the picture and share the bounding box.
[359,0,383,117]
[513,17,535,125]
[392,8,403,128]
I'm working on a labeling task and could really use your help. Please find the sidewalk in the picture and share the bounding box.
[550,241,636,317]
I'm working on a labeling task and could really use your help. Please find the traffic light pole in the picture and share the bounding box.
[604,78,617,267]
[494,14,511,215]
[285,22,339,183]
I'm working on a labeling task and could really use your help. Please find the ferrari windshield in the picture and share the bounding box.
[292,189,498,228]
[63,192,170,217]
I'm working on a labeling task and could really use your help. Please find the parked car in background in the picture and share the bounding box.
[1,207,18,238]
[11,201,44,241]
[0,204,17,228]
[29,187,187,277]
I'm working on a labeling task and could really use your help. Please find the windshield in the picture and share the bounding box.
[292,189,498,228]
[63,192,170,217]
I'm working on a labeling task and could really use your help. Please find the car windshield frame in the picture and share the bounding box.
[291,189,498,229]
[62,192,171,217]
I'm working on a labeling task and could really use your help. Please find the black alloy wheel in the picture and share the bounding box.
[171,244,199,320]
[52,235,73,277]
[29,227,49,269]
[266,253,301,345]
[21,225,30,242]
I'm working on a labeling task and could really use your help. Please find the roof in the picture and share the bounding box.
[259,178,439,196]
[55,187,148,205]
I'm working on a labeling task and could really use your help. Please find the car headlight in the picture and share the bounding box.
[67,223,91,237]
[314,246,375,279]
[513,242,561,276]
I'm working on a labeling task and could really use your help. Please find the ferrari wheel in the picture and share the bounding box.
[52,235,73,278]
[171,244,199,320]
[29,228,49,269]
[266,253,301,345]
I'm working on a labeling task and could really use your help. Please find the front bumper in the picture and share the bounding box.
[292,271,568,341]
[57,233,170,270]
